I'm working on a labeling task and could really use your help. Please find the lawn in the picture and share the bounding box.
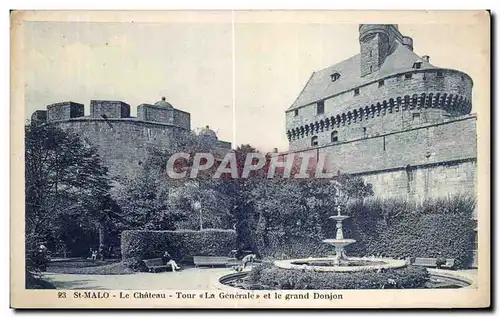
[26,272,57,289]
[46,258,136,275]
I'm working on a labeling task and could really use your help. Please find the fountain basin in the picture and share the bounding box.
[273,257,407,272]
[322,238,356,247]
[329,215,350,221]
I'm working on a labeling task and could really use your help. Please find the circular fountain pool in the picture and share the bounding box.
[216,269,473,290]
[274,257,407,272]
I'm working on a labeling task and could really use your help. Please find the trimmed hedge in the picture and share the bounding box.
[247,263,429,290]
[255,195,476,269]
[344,196,476,269]
[257,235,332,260]
[121,229,236,268]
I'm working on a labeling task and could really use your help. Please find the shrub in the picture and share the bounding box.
[346,195,476,269]
[25,271,56,289]
[121,229,236,268]
[247,263,429,290]
[255,194,476,268]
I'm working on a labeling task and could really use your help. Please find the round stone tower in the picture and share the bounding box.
[285,24,473,150]
[33,97,191,178]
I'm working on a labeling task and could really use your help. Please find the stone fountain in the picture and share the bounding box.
[322,205,356,266]
[322,181,356,265]
[272,181,406,272]
[217,181,473,290]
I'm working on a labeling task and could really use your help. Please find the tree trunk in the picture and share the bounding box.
[98,220,107,259]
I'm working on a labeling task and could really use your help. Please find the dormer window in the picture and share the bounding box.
[354,88,360,96]
[405,73,413,80]
[294,109,299,117]
[316,101,325,115]
[412,61,422,69]
[330,72,341,82]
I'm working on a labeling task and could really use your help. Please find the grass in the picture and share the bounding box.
[46,258,137,275]
[26,272,57,289]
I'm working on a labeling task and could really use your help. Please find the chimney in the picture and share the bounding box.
[272,148,278,153]
[422,55,430,62]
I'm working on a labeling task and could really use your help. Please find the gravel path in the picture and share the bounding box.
[42,267,231,290]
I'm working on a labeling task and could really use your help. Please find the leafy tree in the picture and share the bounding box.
[25,122,114,265]
[115,167,184,230]
[115,130,234,231]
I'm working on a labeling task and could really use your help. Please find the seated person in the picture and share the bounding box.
[162,251,181,272]
[241,254,257,268]
[228,249,237,259]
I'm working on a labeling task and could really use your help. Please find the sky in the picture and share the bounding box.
[23,11,489,152]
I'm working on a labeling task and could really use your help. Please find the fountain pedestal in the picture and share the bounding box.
[322,215,356,266]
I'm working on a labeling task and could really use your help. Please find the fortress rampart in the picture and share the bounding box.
[32,98,195,178]
[55,118,182,178]
[283,114,476,201]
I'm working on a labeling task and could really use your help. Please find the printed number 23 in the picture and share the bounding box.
[58,292,66,299]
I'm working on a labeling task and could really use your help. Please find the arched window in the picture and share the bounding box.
[331,130,338,142]
[311,136,318,146]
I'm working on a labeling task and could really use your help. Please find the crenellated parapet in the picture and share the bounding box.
[30,97,231,177]
[47,101,84,122]
[91,100,130,119]
[286,92,471,143]
[40,97,190,130]
[137,103,190,129]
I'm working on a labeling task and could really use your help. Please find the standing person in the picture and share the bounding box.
[98,244,105,261]
[36,245,49,271]
[162,251,181,272]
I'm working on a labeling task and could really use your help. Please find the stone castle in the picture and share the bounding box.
[28,23,478,267]
[31,97,231,178]
[285,24,477,202]
[29,24,477,203]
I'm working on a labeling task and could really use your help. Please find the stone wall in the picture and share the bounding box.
[361,160,476,201]
[283,115,477,201]
[53,118,182,178]
[90,100,131,119]
[137,104,191,129]
[47,102,85,122]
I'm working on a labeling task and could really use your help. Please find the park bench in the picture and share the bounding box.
[193,256,231,268]
[143,258,169,272]
[413,257,456,269]
[413,258,438,267]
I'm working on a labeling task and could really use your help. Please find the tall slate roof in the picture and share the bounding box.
[288,41,436,111]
